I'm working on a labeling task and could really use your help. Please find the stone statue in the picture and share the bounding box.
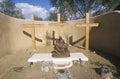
[51,36,70,57]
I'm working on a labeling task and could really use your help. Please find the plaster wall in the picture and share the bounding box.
[90,11,120,57]
[0,11,120,58]
[0,13,85,57]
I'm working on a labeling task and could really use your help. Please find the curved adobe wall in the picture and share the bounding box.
[0,13,31,57]
[0,13,86,57]
[0,11,120,58]
[90,11,120,57]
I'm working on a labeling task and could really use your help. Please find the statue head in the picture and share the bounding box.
[58,36,65,43]
[59,36,62,40]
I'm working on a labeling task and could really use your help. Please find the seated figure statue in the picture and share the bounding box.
[51,36,70,57]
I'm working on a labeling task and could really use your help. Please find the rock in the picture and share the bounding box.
[41,61,53,72]
[101,65,113,79]
[13,66,24,72]
[54,69,72,79]
[44,66,49,72]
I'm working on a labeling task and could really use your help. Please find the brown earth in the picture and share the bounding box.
[0,46,120,79]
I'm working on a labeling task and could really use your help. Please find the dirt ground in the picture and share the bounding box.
[0,45,120,79]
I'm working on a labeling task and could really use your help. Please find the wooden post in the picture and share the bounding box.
[86,13,89,50]
[57,13,61,36]
[31,15,36,49]
[76,13,99,50]
[49,13,65,38]
[52,30,55,45]
[22,15,44,50]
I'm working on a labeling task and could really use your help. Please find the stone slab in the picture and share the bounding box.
[28,52,88,63]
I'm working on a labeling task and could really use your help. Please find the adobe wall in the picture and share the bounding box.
[0,11,120,58]
[0,13,86,57]
[90,11,120,57]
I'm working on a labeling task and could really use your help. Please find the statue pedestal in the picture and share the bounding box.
[28,52,88,79]
[28,53,88,65]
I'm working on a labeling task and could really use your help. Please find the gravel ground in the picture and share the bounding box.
[0,46,120,79]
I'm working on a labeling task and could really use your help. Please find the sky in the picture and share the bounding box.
[11,0,54,19]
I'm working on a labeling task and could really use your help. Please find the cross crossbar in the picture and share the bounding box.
[22,24,43,28]
[76,23,99,27]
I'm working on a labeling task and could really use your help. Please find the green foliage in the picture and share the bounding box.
[0,0,24,19]
[34,15,43,21]
[46,7,62,21]
[114,4,120,10]
[47,12,57,21]
[49,0,120,20]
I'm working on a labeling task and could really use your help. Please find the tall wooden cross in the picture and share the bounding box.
[76,13,99,50]
[49,13,64,38]
[22,15,43,50]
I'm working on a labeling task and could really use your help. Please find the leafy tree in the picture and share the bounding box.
[34,15,43,21]
[49,0,120,20]
[46,8,58,21]
[47,7,68,21]
[114,4,120,10]
[0,0,24,19]
[47,12,57,21]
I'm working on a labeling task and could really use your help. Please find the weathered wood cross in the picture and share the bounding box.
[76,13,99,50]
[49,13,64,38]
[22,15,43,50]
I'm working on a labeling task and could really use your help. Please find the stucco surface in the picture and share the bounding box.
[0,11,120,57]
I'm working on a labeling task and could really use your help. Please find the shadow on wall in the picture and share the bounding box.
[69,36,85,45]
[90,11,120,57]
[23,30,42,42]
[69,35,85,49]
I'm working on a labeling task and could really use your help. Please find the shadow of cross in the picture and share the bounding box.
[76,13,99,50]
[22,15,44,50]
[49,13,66,38]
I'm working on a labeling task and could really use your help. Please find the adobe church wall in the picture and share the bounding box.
[0,13,32,57]
[0,13,85,57]
[90,11,120,57]
[1,11,119,58]
[0,13,10,57]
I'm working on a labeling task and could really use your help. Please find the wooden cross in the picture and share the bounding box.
[22,15,43,50]
[49,13,64,38]
[76,13,99,50]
